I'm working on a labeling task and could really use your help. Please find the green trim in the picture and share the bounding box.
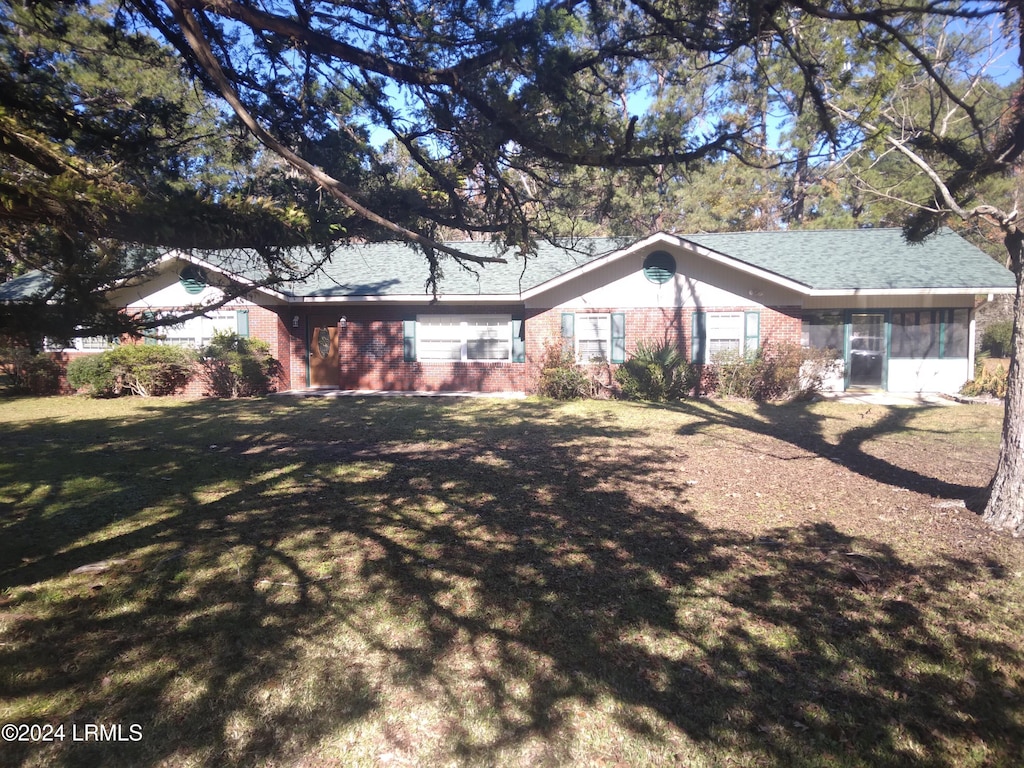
[691,311,706,364]
[611,313,626,363]
[235,309,250,338]
[403,319,417,362]
[743,311,760,356]
[938,309,947,358]
[512,319,526,363]
[141,310,157,345]
[179,265,207,295]
[642,250,676,284]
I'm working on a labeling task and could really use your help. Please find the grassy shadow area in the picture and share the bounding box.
[0,395,1021,767]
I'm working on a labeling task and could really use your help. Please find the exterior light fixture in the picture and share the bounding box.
[292,315,300,329]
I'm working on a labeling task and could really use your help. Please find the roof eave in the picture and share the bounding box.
[805,286,1018,297]
[288,293,520,304]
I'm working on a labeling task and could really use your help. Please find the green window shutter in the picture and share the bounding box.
[744,311,760,356]
[691,311,706,363]
[561,312,575,338]
[142,310,157,345]
[512,318,526,363]
[236,309,250,338]
[611,313,626,363]
[403,319,417,362]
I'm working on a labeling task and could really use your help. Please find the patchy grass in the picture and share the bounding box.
[0,394,1022,767]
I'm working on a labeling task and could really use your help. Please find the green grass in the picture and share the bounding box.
[0,395,1022,767]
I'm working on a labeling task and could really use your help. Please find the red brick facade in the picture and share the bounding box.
[53,303,803,395]
[282,304,803,393]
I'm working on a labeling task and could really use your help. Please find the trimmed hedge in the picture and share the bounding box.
[67,345,196,397]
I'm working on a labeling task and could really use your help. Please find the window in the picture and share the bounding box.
[570,313,626,363]
[890,309,969,359]
[692,311,759,363]
[45,335,118,352]
[576,313,610,362]
[802,312,844,357]
[707,312,744,356]
[416,314,513,361]
[148,310,241,348]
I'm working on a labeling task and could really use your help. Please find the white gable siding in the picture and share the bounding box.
[123,280,233,308]
[527,246,805,310]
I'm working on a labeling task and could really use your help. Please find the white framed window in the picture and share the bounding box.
[45,335,119,352]
[416,314,512,361]
[576,313,611,362]
[149,310,238,348]
[707,312,744,356]
[692,310,759,363]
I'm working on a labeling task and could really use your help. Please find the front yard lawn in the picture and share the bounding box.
[1,395,1021,767]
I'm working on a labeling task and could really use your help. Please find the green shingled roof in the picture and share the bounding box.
[276,238,628,297]
[684,228,1015,292]
[1,229,1015,302]
[0,270,53,302]
[281,228,1013,297]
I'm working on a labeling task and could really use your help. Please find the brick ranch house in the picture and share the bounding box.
[4,228,1017,395]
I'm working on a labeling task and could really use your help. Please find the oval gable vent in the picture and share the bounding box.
[643,250,676,284]
[179,265,208,295]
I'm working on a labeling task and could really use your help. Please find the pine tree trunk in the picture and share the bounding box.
[982,230,1024,536]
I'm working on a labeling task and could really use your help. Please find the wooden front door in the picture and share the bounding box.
[309,323,340,387]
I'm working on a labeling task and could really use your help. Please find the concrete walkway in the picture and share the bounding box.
[818,390,968,406]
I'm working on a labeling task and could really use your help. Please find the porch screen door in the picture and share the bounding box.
[848,313,885,388]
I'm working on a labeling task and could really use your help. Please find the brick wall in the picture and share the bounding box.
[524,305,804,393]
[279,303,807,393]
[320,305,530,392]
[51,303,805,395]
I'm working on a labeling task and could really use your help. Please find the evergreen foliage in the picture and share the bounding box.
[199,332,283,397]
[981,321,1014,359]
[67,345,195,397]
[614,340,694,402]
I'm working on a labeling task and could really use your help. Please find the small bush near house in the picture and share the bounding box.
[961,364,1008,399]
[66,353,118,397]
[705,342,830,402]
[0,346,63,395]
[108,345,196,397]
[980,320,1013,358]
[537,341,594,400]
[68,345,196,397]
[199,332,283,397]
[615,340,694,402]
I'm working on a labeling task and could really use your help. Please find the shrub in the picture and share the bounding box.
[66,353,118,397]
[69,344,195,397]
[537,341,594,400]
[0,347,63,395]
[615,340,694,401]
[704,342,831,402]
[960,364,1008,399]
[980,320,1013,358]
[709,348,760,398]
[107,344,196,396]
[199,332,282,397]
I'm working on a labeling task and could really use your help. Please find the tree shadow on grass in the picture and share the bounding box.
[1,397,1022,766]
[671,397,986,501]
